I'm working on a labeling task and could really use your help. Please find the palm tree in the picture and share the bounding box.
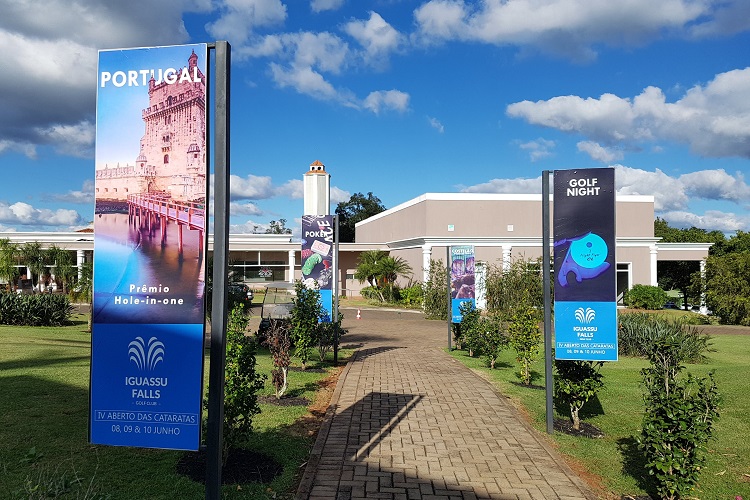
[76,261,93,332]
[377,256,412,285]
[0,238,19,292]
[353,250,388,289]
[21,241,46,291]
[354,250,412,302]
[46,245,76,294]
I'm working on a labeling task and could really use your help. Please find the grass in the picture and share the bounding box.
[0,314,349,499]
[448,333,750,499]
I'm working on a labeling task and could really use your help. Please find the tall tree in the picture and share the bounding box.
[335,192,386,242]
[654,218,726,309]
[265,219,292,234]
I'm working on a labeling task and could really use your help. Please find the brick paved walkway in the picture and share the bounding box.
[296,308,597,500]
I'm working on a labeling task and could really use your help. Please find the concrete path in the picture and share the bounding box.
[296,308,597,500]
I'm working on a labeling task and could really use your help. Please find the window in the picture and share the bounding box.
[164,154,169,164]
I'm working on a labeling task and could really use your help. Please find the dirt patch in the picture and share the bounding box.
[176,447,283,485]
[285,366,343,439]
[259,395,309,406]
[553,418,605,439]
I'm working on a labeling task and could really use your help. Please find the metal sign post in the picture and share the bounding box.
[542,171,554,434]
[205,40,230,500]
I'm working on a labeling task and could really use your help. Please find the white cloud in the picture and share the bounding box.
[507,67,750,159]
[229,174,276,200]
[206,0,287,46]
[310,0,345,13]
[660,210,750,232]
[577,141,623,163]
[413,0,712,60]
[460,176,542,194]
[275,179,304,199]
[428,117,445,133]
[0,0,211,157]
[0,202,84,228]
[344,12,404,67]
[330,186,351,204]
[363,90,410,115]
[230,201,263,216]
[688,0,750,38]
[48,180,95,204]
[519,138,555,162]
[614,165,750,219]
[459,165,750,231]
[679,169,750,204]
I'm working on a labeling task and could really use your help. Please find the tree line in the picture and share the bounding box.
[656,217,750,325]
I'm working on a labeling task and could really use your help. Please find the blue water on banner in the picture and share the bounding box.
[89,323,204,450]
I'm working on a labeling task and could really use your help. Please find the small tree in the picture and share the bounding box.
[508,305,542,385]
[554,360,604,431]
[458,301,482,357]
[264,319,292,399]
[290,281,325,369]
[316,312,346,362]
[423,259,448,320]
[221,305,265,462]
[639,335,720,500]
[484,258,544,320]
[478,314,508,369]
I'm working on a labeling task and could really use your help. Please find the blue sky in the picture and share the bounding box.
[2,0,750,237]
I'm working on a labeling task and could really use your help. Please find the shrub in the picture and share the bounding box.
[399,283,424,307]
[458,301,482,357]
[484,258,544,320]
[639,335,720,500]
[477,314,508,369]
[554,360,604,430]
[264,319,292,399]
[423,259,448,320]
[618,313,714,363]
[290,281,325,369]
[508,305,542,385]
[222,305,265,461]
[0,292,72,326]
[623,284,668,310]
[316,312,346,362]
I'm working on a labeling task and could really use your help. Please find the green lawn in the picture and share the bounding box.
[0,315,347,499]
[448,334,750,499]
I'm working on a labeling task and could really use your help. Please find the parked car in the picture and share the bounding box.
[228,283,254,309]
[258,282,296,335]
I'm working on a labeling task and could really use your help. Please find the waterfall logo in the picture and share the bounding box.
[574,307,596,324]
[128,336,165,371]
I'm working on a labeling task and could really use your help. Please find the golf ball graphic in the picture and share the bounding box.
[569,233,608,269]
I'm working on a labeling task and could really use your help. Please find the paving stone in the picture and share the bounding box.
[296,309,597,500]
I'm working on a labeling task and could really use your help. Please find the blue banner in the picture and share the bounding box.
[450,245,475,323]
[301,215,334,322]
[91,44,208,451]
[553,168,617,361]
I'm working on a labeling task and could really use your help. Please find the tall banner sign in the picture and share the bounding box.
[90,44,208,450]
[450,245,475,323]
[301,215,334,322]
[554,168,617,361]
